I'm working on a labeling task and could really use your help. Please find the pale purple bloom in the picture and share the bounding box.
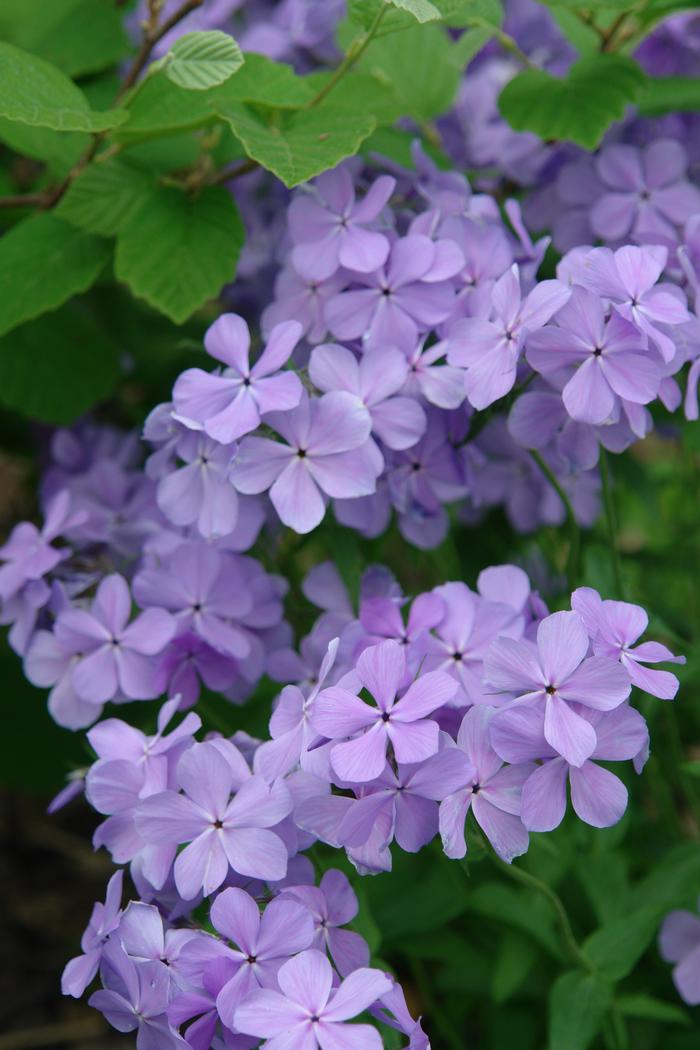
[359,591,444,663]
[309,343,426,450]
[61,871,123,997]
[325,234,463,351]
[54,574,175,704]
[659,897,700,1005]
[173,314,303,444]
[283,869,370,977]
[154,632,239,708]
[210,887,314,1029]
[312,639,458,782]
[485,610,631,767]
[230,391,380,534]
[526,286,663,425]
[572,587,685,699]
[234,948,392,1050]
[118,902,200,989]
[447,264,571,408]
[591,140,700,245]
[135,741,292,898]
[24,626,100,729]
[289,167,395,280]
[491,703,649,831]
[156,429,240,539]
[439,706,533,863]
[133,541,253,660]
[438,214,513,319]
[575,244,690,362]
[89,939,189,1050]
[263,266,345,344]
[0,490,82,602]
[401,338,467,410]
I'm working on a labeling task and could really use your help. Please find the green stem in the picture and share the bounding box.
[307,3,387,109]
[409,957,463,1050]
[599,449,624,597]
[530,449,581,590]
[485,852,594,973]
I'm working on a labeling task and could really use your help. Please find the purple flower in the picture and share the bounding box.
[283,869,370,977]
[230,391,380,534]
[526,286,663,425]
[438,214,513,319]
[54,574,175,704]
[591,140,700,245]
[659,897,700,1005]
[153,631,239,708]
[173,314,303,444]
[0,491,82,602]
[312,639,458,782]
[309,343,426,450]
[288,167,396,280]
[439,706,533,863]
[572,587,685,699]
[135,741,292,898]
[61,871,123,997]
[156,428,240,539]
[575,244,690,362]
[233,948,392,1050]
[133,541,254,660]
[401,338,467,410]
[88,939,189,1050]
[210,887,314,1029]
[447,264,571,408]
[118,901,200,989]
[263,266,345,344]
[491,703,649,831]
[485,610,631,767]
[325,234,463,351]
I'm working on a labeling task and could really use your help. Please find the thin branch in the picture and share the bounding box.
[530,449,582,590]
[117,0,205,98]
[207,157,260,186]
[307,2,388,108]
[0,191,50,210]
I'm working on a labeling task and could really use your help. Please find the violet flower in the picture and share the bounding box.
[659,898,700,1005]
[283,869,370,977]
[61,871,123,997]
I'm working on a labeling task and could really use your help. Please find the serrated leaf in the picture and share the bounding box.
[584,909,658,980]
[55,160,154,237]
[0,214,110,337]
[114,73,214,141]
[362,23,461,119]
[617,994,690,1025]
[114,186,244,324]
[435,0,503,25]
[164,30,244,91]
[451,26,496,67]
[0,304,120,423]
[498,55,648,149]
[0,42,127,132]
[549,971,612,1050]
[0,115,88,174]
[0,0,129,78]
[638,76,700,116]
[213,99,376,187]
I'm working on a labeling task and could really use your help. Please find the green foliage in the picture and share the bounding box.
[639,76,700,116]
[0,214,110,337]
[584,909,659,980]
[361,24,462,120]
[0,42,127,132]
[212,98,376,188]
[389,0,443,21]
[498,55,648,149]
[548,971,613,1050]
[115,73,216,140]
[114,186,244,323]
[56,159,154,236]
[617,994,691,1025]
[209,53,316,108]
[0,304,120,422]
[0,0,129,77]
[162,30,245,91]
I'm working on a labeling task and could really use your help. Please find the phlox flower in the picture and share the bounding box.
[659,897,700,1005]
[61,870,123,997]
[282,869,370,978]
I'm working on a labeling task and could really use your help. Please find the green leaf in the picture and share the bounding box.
[498,55,648,149]
[451,26,497,67]
[492,931,537,1004]
[436,0,503,26]
[584,909,658,980]
[0,42,127,132]
[212,99,376,187]
[362,24,461,119]
[0,214,110,337]
[617,994,690,1026]
[0,115,88,174]
[209,53,317,108]
[114,186,244,324]
[115,74,214,141]
[638,77,700,117]
[164,30,244,91]
[348,0,502,34]
[576,852,629,926]
[364,849,468,939]
[0,304,120,423]
[631,843,700,914]
[55,159,154,237]
[549,971,612,1050]
[0,0,130,78]
[465,881,560,958]
[390,0,442,21]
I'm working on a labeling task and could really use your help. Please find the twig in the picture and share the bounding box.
[0,192,50,210]
[207,157,260,186]
[307,2,388,108]
[117,0,205,98]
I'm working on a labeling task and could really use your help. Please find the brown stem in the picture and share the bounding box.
[207,157,260,186]
[0,191,50,210]
[118,0,205,98]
